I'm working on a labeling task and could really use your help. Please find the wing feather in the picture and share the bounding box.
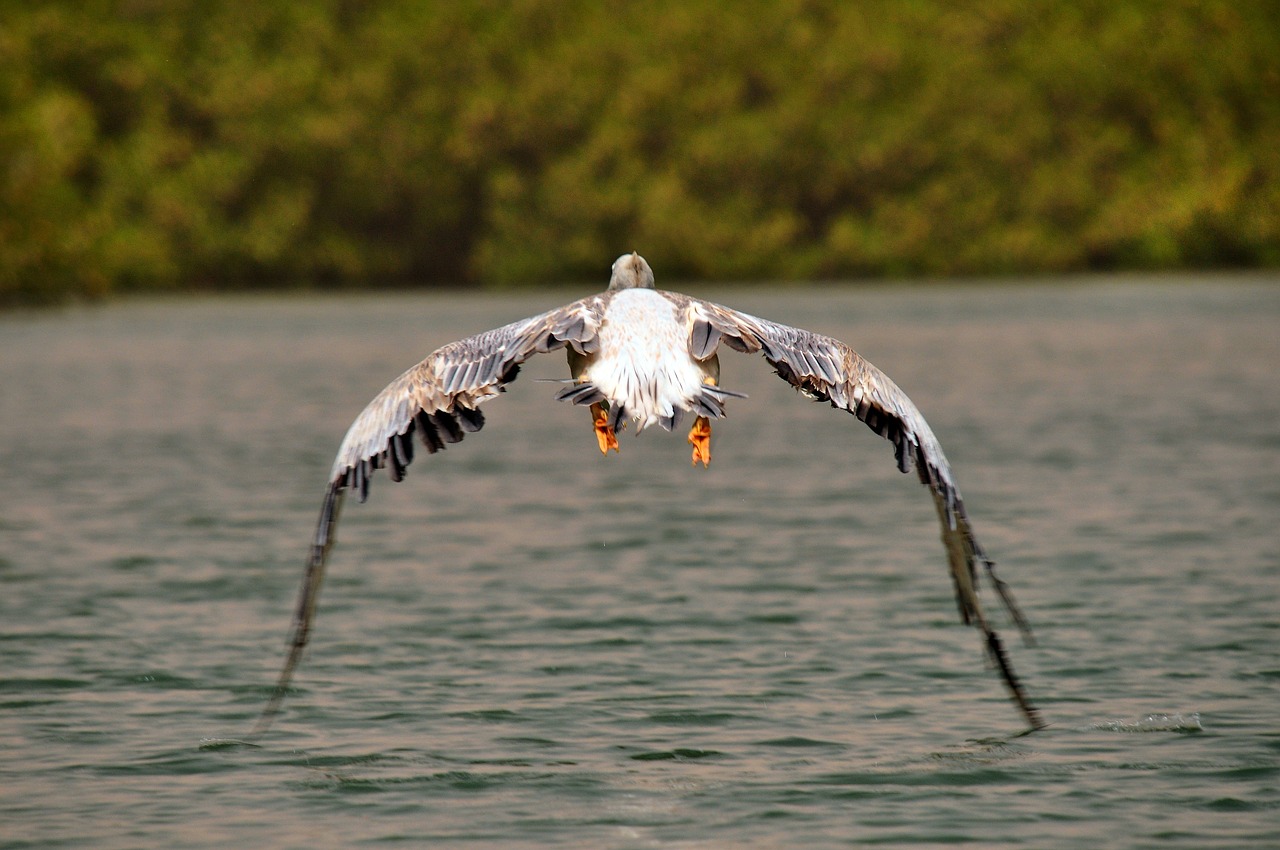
[689,298,1044,730]
[329,296,604,489]
[251,294,607,736]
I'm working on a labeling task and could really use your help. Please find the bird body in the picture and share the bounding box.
[573,287,719,433]
[254,253,1045,736]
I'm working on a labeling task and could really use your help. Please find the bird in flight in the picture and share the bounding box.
[252,252,1044,735]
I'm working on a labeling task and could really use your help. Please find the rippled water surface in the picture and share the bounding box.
[2,277,1278,848]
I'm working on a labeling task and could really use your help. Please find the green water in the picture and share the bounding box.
[2,277,1278,848]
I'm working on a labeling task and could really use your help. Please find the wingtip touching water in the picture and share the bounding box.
[251,252,1044,738]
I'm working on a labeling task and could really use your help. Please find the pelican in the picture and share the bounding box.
[253,252,1044,735]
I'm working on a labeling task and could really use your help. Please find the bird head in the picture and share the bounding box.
[608,252,655,291]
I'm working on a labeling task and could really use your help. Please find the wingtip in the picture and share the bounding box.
[250,481,347,739]
[984,628,1047,732]
[981,558,1037,646]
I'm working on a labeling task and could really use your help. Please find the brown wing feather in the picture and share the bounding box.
[690,298,1045,730]
[331,294,607,498]
[251,294,608,736]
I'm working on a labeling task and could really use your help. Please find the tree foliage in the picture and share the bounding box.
[3,0,1278,304]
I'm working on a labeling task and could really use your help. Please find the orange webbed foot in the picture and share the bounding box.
[591,403,619,454]
[688,416,712,467]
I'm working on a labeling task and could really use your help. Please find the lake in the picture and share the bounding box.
[1,276,1277,848]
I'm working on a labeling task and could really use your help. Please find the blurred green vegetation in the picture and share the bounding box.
[3,0,1278,305]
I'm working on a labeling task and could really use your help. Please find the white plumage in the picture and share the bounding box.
[580,288,714,431]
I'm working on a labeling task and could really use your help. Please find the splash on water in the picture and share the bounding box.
[1090,713,1203,733]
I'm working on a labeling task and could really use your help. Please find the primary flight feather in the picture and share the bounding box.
[253,252,1044,735]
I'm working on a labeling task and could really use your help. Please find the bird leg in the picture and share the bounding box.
[688,375,721,467]
[688,416,712,467]
[591,402,619,454]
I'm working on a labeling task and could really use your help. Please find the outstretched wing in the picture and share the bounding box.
[686,297,1045,730]
[251,294,608,735]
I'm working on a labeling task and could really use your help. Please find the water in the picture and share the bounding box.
[2,277,1278,848]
